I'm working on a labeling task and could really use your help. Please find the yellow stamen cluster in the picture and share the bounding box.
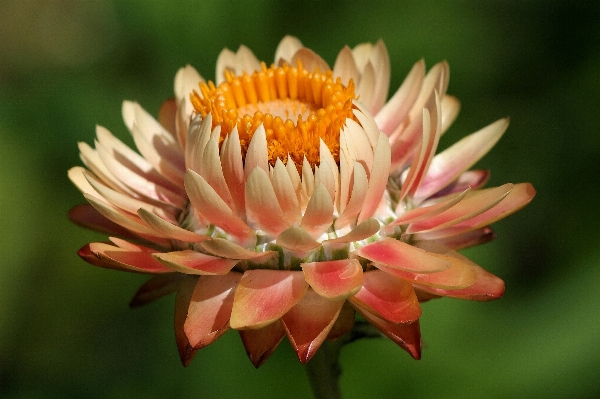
[190,61,357,168]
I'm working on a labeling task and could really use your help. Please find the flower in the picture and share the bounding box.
[69,36,535,367]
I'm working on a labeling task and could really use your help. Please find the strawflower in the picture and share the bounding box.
[69,36,535,392]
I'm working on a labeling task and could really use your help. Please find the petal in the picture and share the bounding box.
[424,227,496,250]
[326,302,356,340]
[185,169,255,245]
[389,188,470,227]
[153,250,238,275]
[414,118,509,200]
[69,204,138,239]
[199,137,235,212]
[334,162,368,230]
[355,307,421,359]
[137,208,207,242]
[239,320,286,368]
[327,218,380,244]
[201,238,277,260]
[129,273,184,307]
[184,272,242,348]
[301,259,363,300]
[427,169,490,199]
[275,35,303,64]
[276,226,321,253]
[230,270,308,329]
[349,270,421,324]
[244,124,269,180]
[354,238,451,273]
[272,159,302,225]
[245,167,289,237]
[281,289,345,363]
[174,276,199,366]
[300,184,334,238]
[358,132,391,223]
[332,45,359,87]
[88,242,172,273]
[290,48,330,74]
[221,127,247,217]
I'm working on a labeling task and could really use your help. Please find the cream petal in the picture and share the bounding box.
[334,162,368,230]
[375,59,425,136]
[354,238,451,273]
[184,169,255,245]
[349,270,421,324]
[276,226,321,252]
[345,119,374,176]
[408,61,449,120]
[301,259,363,300]
[290,47,330,73]
[245,167,289,237]
[354,308,421,359]
[407,183,513,234]
[274,35,303,64]
[352,101,379,148]
[281,289,344,363]
[201,237,276,260]
[389,188,470,227]
[319,139,340,206]
[239,320,286,368]
[215,48,236,85]
[174,64,203,113]
[358,132,391,223]
[350,42,373,71]
[137,208,207,242]
[215,45,261,85]
[244,124,269,180]
[184,272,241,348]
[440,94,460,134]
[200,137,235,211]
[414,118,509,201]
[272,159,301,225]
[230,270,309,329]
[158,98,177,139]
[185,114,213,174]
[367,40,391,114]
[327,218,380,244]
[315,157,336,203]
[154,250,238,275]
[78,141,134,195]
[221,127,246,217]
[300,184,334,238]
[356,61,376,112]
[332,45,360,87]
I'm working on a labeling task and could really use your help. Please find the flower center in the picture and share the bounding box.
[190,61,357,168]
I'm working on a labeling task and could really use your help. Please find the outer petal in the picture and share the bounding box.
[201,237,277,260]
[281,289,345,363]
[69,204,138,240]
[174,276,199,366]
[230,270,308,329]
[276,226,320,253]
[301,259,363,300]
[184,272,242,348]
[354,238,451,273]
[153,250,238,275]
[129,273,184,307]
[300,184,334,239]
[355,307,421,359]
[239,320,286,368]
[88,242,172,273]
[137,208,207,242]
[349,270,421,324]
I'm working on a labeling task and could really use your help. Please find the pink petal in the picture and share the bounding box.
[184,272,242,348]
[414,183,535,240]
[327,218,380,244]
[185,170,255,245]
[349,270,421,324]
[389,188,469,228]
[358,132,391,223]
[281,289,345,363]
[153,250,238,275]
[230,270,308,329]
[355,307,421,359]
[137,208,207,242]
[245,167,289,237]
[88,242,172,273]
[354,238,451,273]
[276,226,321,253]
[129,273,184,307]
[427,169,490,199]
[300,184,334,238]
[239,320,286,368]
[414,118,509,201]
[407,183,513,234]
[69,204,139,239]
[174,276,199,366]
[157,98,177,138]
[301,259,363,300]
[326,302,356,340]
[423,227,496,250]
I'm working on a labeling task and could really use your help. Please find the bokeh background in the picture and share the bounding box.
[1,0,599,398]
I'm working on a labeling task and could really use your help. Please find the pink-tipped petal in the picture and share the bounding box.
[301,259,363,300]
[355,307,421,359]
[349,270,421,324]
[221,127,246,217]
[230,270,308,330]
[272,159,302,225]
[239,320,286,368]
[130,273,184,307]
[184,272,241,348]
[245,167,289,237]
[354,238,451,273]
[69,204,139,239]
[281,289,345,363]
[414,118,509,200]
[390,188,470,227]
[358,132,391,223]
[199,137,235,212]
[137,208,207,242]
[201,238,276,260]
[427,169,490,199]
[244,124,269,180]
[154,250,238,275]
[326,302,356,340]
[174,276,199,366]
[424,227,496,250]
[89,242,172,273]
[327,218,380,244]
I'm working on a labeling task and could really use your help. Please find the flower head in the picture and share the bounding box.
[69,36,535,367]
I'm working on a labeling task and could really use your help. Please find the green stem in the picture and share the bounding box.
[304,321,382,399]
[305,339,343,399]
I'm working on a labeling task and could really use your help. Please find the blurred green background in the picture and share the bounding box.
[1,0,599,398]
